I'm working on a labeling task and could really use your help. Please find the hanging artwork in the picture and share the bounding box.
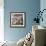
[10,12,26,27]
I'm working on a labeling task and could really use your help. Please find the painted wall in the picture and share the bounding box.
[4,0,40,42]
[40,0,46,27]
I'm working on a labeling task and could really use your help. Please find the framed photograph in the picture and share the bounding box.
[10,12,26,27]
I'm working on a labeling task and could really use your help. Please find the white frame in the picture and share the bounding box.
[10,12,26,27]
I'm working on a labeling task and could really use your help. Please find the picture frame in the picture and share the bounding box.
[10,12,26,28]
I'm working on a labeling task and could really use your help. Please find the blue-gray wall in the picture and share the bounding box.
[4,0,40,42]
[40,0,46,27]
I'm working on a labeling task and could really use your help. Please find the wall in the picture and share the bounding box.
[4,0,40,42]
[40,0,46,27]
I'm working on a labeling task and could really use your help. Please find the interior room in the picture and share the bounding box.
[0,0,46,46]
